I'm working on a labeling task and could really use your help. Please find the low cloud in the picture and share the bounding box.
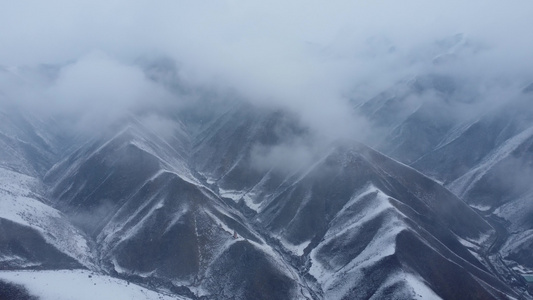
[0,0,532,145]
[250,140,318,174]
[138,114,183,140]
[1,53,174,135]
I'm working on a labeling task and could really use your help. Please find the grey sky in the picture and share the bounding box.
[1,0,532,141]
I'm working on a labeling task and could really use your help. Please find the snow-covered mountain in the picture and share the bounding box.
[0,94,527,300]
[361,72,533,295]
[0,109,94,271]
[0,60,532,299]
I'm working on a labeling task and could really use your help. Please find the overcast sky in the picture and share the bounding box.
[1,0,533,140]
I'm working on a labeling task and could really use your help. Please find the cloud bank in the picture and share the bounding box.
[1,0,532,142]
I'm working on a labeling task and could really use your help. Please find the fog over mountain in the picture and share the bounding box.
[1,1,533,299]
[2,0,533,138]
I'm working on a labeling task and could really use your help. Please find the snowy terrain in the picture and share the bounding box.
[0,64,530,299]
[0,270,186,300]
[0,167,95,269]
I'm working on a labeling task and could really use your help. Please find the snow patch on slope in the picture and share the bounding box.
[389,272,442,300]
[0,254,41,269]
[0,168,94,268]
[449,125,533,198]
[0,166,40,197]
[128,139,197,185]
[0,270,188,300]
[242,191,261,212]
[280,239,311,257]
[218,188,244,202]
[494,190,533,231]
[501,229,533,259]
[309,185,409,299]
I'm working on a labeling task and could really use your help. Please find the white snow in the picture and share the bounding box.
[242,191,261,212]
[290,146,335,187]
[455,234,492,253]
[0,269,188,300]
[501,229,533,258]
[367,271,442,300]
[311,220,404,299]
[89,125,132,158]
[103,192,164,248]
[0,168,95,268]
[162,205,190,235]
[402,273,442,300]
[468,231,493,246]
[457,237,477,249]
[279,239,311,256]
[512,264,533,276]
[218,188,244,202]
[127,139,198,185]
[203,208,303,290]
[245,238,302,282]
[467,249,485,263]
[198,207,307,298]
[0,166,40,198]
[100,169,201,249]
[0,254,41,268]
[203,210,234,236]
[469,203,492,212]
[434,119,479,151]
[494,190,533,231]
[309,185,408,299]
[111,259,157,279]
[325,185,399,239]
[450,125,533,197]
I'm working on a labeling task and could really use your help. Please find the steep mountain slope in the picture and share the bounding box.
[413,92,533,185]
[43,115,305,299]
[190,101,306,193]
[0,109,63,178]
[447,120,533,274]
[366,84,533,277]
[188,103,522,299]
[358,62,533,280]
[359,73,469,166]
[0,88,529,299]
[0,110,94,271]
[0,167,93,270]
